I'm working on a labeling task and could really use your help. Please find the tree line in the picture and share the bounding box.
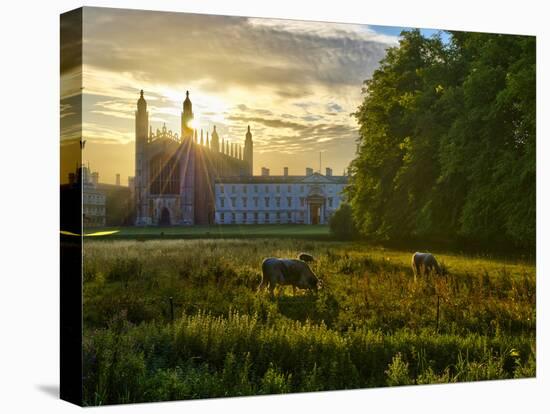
[342,29,535,249]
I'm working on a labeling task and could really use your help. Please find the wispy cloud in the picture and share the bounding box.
[83,122,134,145]
[76,7,398,182]
[227,115,309,131]
[247,18,399,45]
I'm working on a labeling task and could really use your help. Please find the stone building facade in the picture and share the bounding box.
[68,165,106,227]
[214,169,348,225]
[134,90,253,225]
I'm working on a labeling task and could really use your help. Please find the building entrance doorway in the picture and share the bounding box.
[309,203,321,225]
[159,207,171,225]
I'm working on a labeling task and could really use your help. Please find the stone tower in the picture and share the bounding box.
[135,90,148,224]
[244,125,253,175]
[211,126,220,152]
[181,90,194,140]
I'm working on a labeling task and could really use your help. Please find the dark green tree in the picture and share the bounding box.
[329,203,358,240]
[348,29,535,248]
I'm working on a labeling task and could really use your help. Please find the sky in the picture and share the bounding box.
[61,7,447,185]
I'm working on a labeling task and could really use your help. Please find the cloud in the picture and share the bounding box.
[227,115,309,131]
[77,7,397,181]
[61,9,82,75]
[83,122,134,145]
[327,102,344,112]
[61,94,82,143]
[82,8,391,93]
[247,18,399,45]
[226,114,357,154]
[302,115,325,122]
[235,104,273,116]
[60,102,76,119]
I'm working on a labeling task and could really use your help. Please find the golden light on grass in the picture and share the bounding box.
[60,230,120,237]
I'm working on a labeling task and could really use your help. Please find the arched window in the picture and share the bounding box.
[149,153,180,195]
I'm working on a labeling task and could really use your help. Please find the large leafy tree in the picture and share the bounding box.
[348,30,535,248]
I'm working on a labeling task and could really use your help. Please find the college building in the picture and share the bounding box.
[134,90,252,225]
[133,90,348,226]
[214,168,347,225]
[69,165,106,227]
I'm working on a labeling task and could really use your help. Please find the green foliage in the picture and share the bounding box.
[83,239,535,405]
[385,353,413,386]
[260,364,292,394]
[349,30,535,248]
[329,204,358,240]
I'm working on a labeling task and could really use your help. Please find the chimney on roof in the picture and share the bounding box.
[91,172,99,186]
[284,167,288,177]
[261,167,270,177]
[116,173,121,186]
[306,167,313,176]
[325,167,332,177]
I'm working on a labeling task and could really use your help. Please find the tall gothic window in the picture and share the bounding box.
[149,153,180,195]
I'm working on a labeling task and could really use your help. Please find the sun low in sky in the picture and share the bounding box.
[61,7,439,185]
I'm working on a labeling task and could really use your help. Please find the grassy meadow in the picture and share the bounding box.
[88,224,331,239]
[82,238,535,405]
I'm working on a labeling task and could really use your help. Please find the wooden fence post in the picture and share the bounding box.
[169,297,174,323]
[436,295,440,334]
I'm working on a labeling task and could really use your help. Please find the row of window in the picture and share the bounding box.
[83,216,106,225]
[219,196,334,209]
[219,211,305,223]
[83,206,105,215]
[218,184,340,195]
[84,194,105,204]
[220,184,299,194]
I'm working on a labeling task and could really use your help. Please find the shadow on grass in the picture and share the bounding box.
[276,294,319,322]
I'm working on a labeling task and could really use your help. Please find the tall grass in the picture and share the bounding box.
[83,239,535,405]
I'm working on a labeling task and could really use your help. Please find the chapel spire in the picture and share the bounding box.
[244,124,253,176]
[181,90,194,140]
[211,125,220,152]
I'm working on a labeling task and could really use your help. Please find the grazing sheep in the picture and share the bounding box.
[411,252,443,278]
[297,252,315,262]
[259,258,321,297]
